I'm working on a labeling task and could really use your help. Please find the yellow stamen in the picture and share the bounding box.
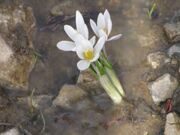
[83,50,94,60]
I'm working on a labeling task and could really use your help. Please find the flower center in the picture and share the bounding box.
[83,50,94,60]
[103,28,108,35]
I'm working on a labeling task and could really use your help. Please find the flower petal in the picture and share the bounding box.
[75,35,93,59]
[104,9,111,22]
[76,11,89,39]
[57,41,76,51]
[75,34,93,49]
[99,29,108,40]
[76,10,85,28]
[104,10,112,35]
[76,46,84,59]
[108,34,122,41]
[64,25,78,41]
[79,24,89,39]
[107,17,112,35]
[91,52,100,62]
[97,13,106,29]
[90,36,96,46]
[94,37,105,54]
[91,37,105,62]
[77,60,90,71]
[90,19,99,36]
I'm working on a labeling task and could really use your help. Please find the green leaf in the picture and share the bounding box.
[148,3,157,19]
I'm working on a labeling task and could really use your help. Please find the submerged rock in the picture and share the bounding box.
[53,84,88,108]
[1,128,20,135]
[173,88,180,114]
[148,73,178,105]
[164,22,180,43]
[147,51,170,69]
[18,95,53,110]
[164,113,180,135]
[0,1,36,90]
[167,43,180,57]
[77,70,102,94]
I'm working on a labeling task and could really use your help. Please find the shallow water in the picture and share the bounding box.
[1,0,180,134]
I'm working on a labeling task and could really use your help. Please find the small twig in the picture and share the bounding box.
[30,89,36,113]
[40,110,46,134]
[32,51,43,63]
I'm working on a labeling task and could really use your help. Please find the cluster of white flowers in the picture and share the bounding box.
[57,10,122,71]
[57,10,125,104]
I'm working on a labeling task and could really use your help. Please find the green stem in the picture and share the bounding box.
[99,54,125,97]
[90,57,124,104]
[99,74,122,104]
[148,2,157,19]
[105,67,125,97]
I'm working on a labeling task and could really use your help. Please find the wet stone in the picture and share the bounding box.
[148,73,178,105]
[164,113,180,135]
[164,22,180,43]
[168,43,180,58]
[147,51,170,69]
[1,128,20,135]
[0,2,36,90]
[173,88,180,114]
[77,70,102,94]
[53,84,88,108]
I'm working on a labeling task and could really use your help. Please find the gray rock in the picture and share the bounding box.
[147,51,170,69]
[1,128,20,135]
[53,84,87,108]
[0,36,13,64]
[168,43,180,57]
[164,22,180,43]
[77,70,96,84]
[0,2,36,90]
[164,113,180,135]
[173,88,180,114]
[148,73,178,105]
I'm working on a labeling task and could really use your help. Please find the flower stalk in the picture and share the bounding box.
[105,67,125,97]
[99,74,122,104]
[89,54,125,104]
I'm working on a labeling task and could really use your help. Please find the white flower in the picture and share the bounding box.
[90,9,122,41]
[75,35,105,71]
[57,10,95,51]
